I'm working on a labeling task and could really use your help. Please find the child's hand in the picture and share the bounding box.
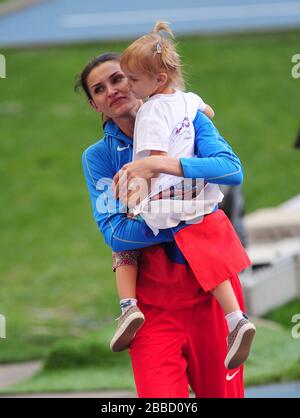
[126,212,136,219]
[204,104,215,119]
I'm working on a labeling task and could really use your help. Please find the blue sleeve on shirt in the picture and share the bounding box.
[82,141,174,252]
[180,112,243,185]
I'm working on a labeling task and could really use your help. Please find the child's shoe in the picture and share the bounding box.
[224,316,256,369]
[110,306,145,352]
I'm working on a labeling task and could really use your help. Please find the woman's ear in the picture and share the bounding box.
[89,99,98,111]
[157,72,168,86]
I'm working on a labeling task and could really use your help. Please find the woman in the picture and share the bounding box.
[79,52,251,398]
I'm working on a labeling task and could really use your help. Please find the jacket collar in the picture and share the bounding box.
[104,120,133,146]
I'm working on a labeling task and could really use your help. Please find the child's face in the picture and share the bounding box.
[125,71,160,99]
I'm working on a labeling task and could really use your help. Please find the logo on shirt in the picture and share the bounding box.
[117,145,130,152]
[172,116,192,140]
[226,370,240,381]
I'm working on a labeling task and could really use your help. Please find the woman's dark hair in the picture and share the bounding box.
[75,52,120,100]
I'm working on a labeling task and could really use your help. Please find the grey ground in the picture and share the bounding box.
[0,361,299,398]
[1,0,300,47]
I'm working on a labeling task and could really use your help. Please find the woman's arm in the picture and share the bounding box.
[180,111,243,184]
[117,150,167,204]
[113,111,243,199]
[82,141,174,252]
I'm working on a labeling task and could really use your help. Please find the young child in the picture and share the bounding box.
[110,21,256,370]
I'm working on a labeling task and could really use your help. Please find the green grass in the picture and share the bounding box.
[0,31,300,378]
[1,319,299,394]
[1,323,135,394]
[264,298,300,329]
[0,0,13,5]
[1,367,135,394]
[245,319,300,386]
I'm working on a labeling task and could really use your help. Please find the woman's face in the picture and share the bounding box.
[87,60,139,119]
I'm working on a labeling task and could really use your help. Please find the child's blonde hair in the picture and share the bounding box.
[120,21,185,91]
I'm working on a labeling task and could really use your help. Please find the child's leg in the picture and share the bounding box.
[111,251,145,352]
[113,251,139,312]
[211,279,241,315]
[212,279,256,370]
[113,251,139,296]
[115,265,138,300]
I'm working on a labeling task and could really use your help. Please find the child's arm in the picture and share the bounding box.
[149,150,167,157]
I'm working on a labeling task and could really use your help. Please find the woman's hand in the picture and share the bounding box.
[113,156,183,201]
[113,157,158,201]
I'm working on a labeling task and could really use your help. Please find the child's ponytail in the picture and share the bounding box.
[151,21,179,74]
[152,21,174,38]
[121,21,185,91]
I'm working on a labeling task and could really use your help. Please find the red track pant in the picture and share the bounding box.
[130,273,245,398]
